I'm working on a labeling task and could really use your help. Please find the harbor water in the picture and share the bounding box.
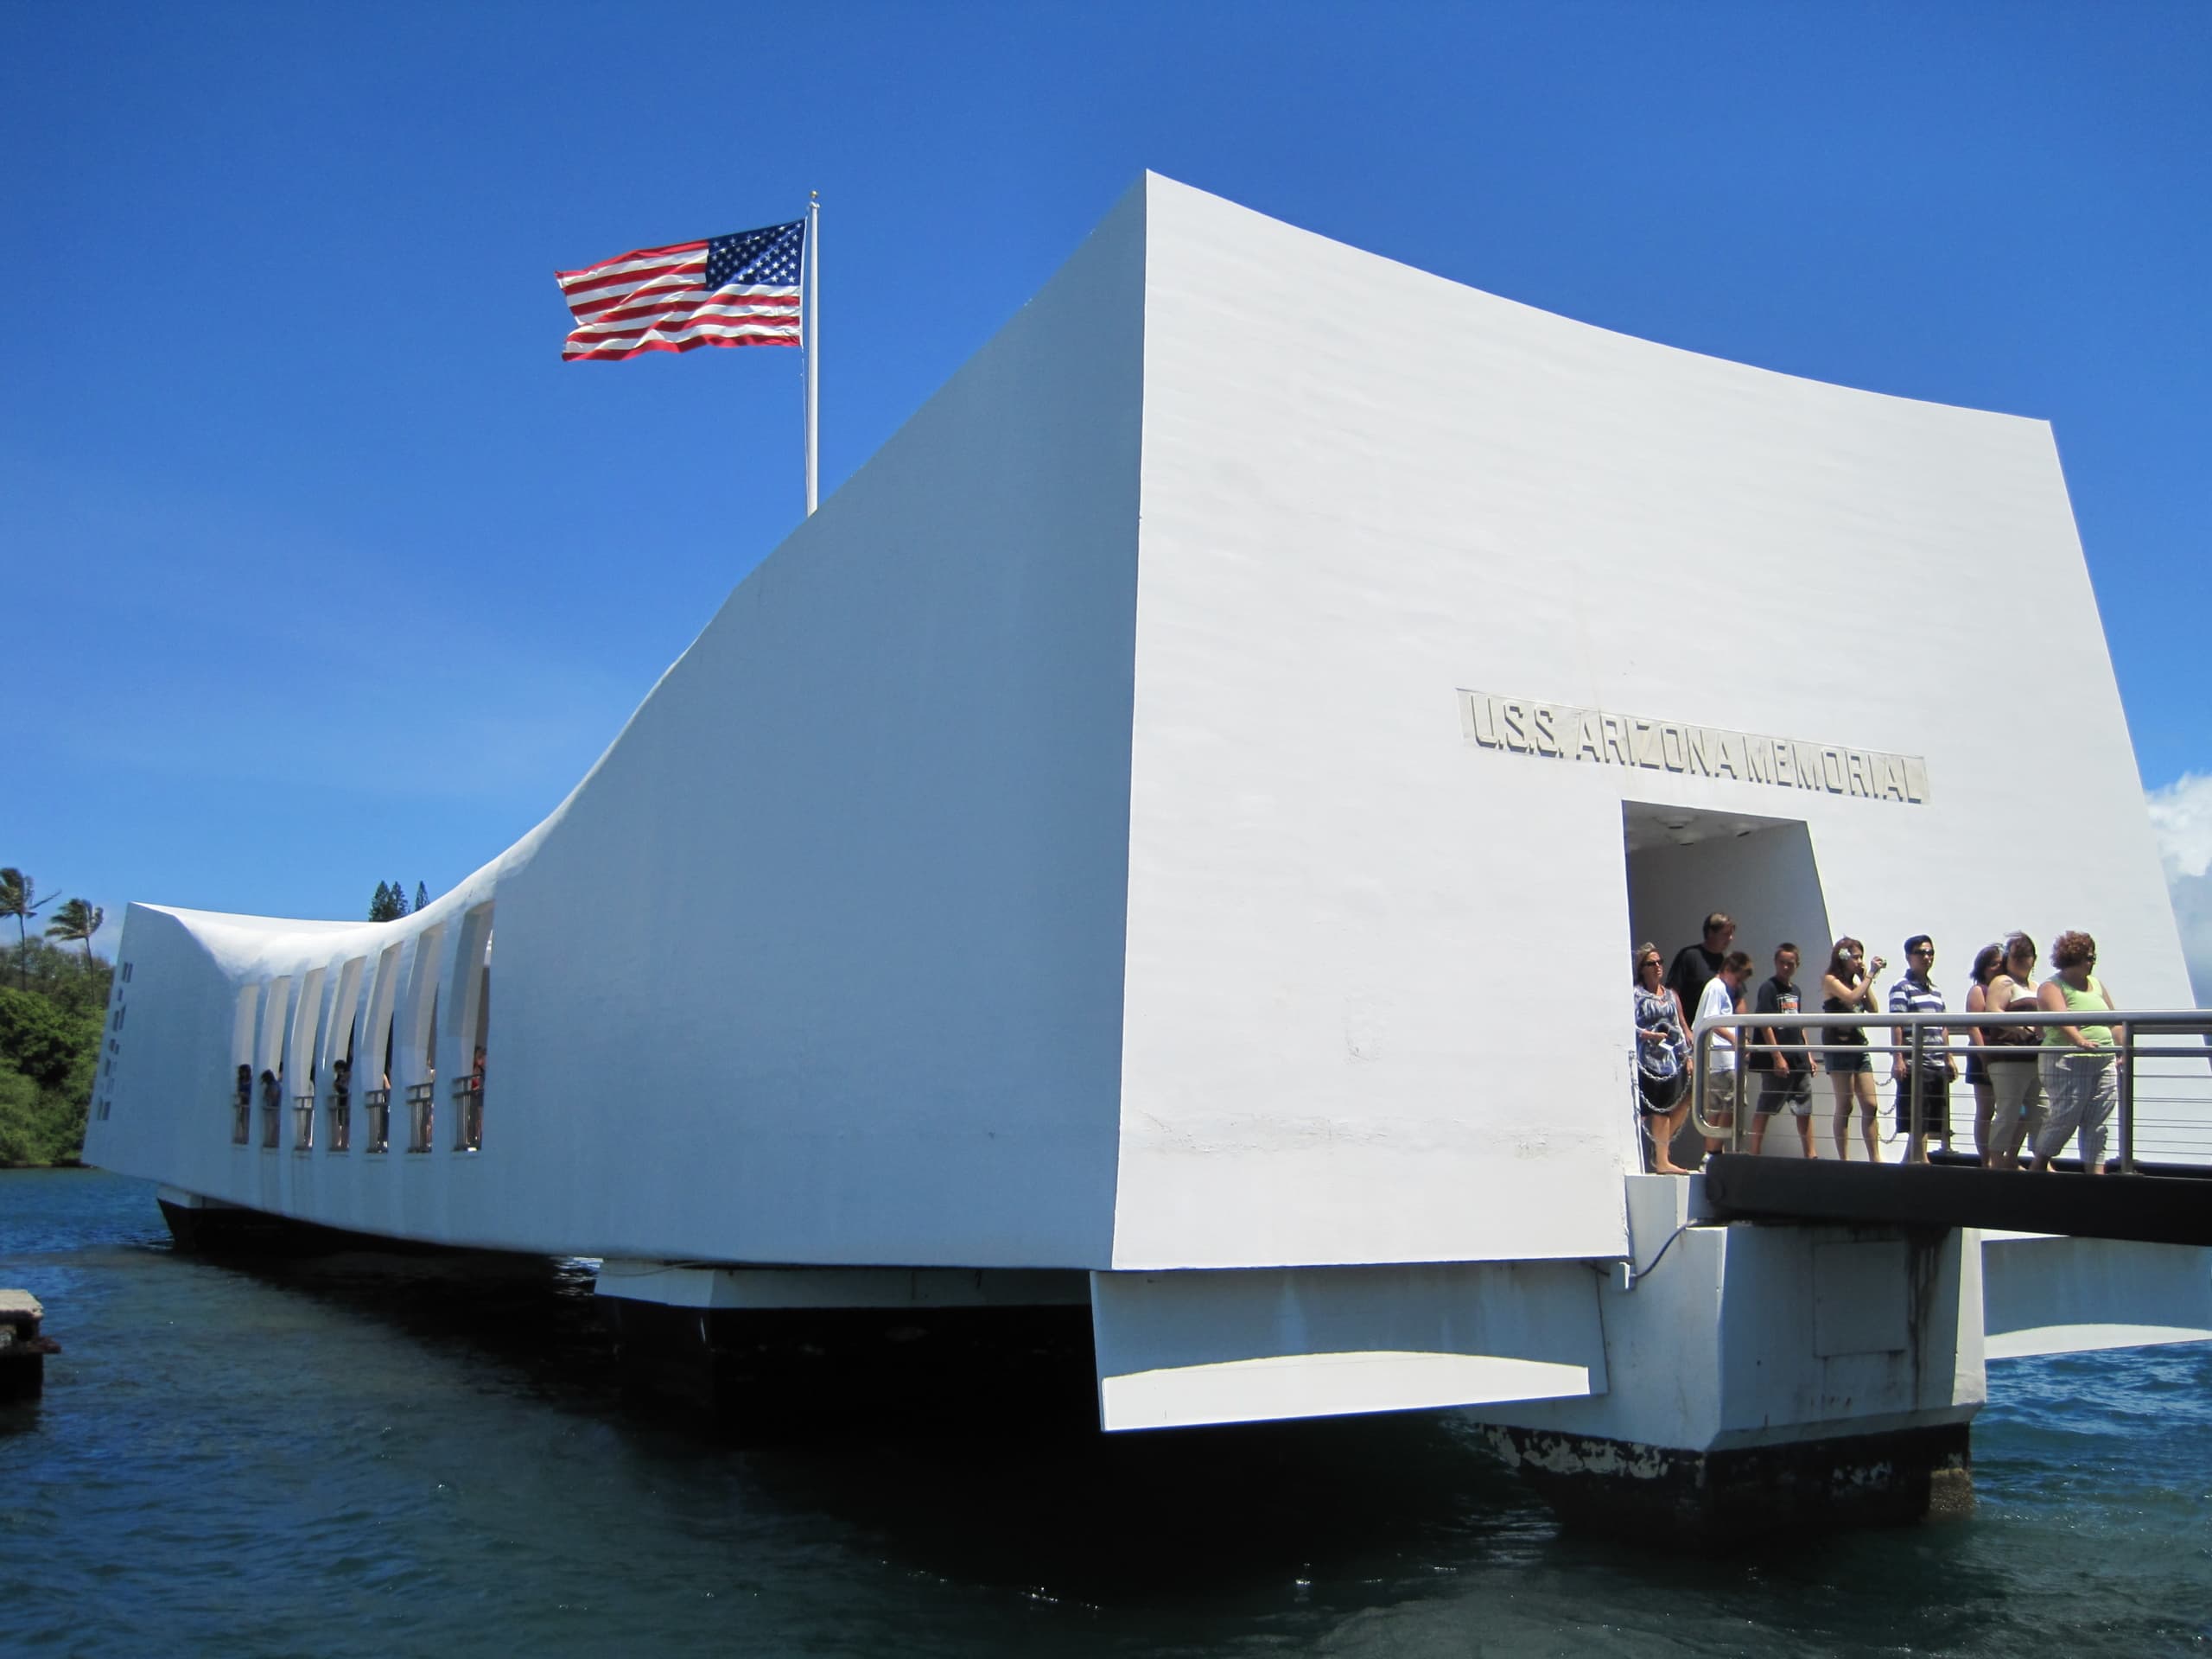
[3,1168,2207,1656]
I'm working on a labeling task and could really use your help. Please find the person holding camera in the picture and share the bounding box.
[1821,938,1885,1161]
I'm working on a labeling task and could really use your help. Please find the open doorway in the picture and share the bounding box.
[1624,802,1833,1165]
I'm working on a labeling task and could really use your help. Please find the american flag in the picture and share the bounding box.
[556,219,804,362]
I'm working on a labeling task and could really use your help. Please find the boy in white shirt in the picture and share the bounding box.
[1696,950,1756,1160]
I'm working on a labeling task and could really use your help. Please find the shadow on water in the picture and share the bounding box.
[171,1240,2109,1653]
[15,1178,2209,1654]
[196,1242,1548,1586]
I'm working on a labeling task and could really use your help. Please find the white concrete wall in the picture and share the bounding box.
[1090,1262,1608,1430]
[484,182,1145,1266]
[1109,175,2203,1274]
[90,181,1150,1266]
[1470,1177,1984,1454]
[1980,1232,2212,1358]
[86,175,2205,1294]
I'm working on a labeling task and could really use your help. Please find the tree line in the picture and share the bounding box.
[370,880,431,922]
[0,870,107,1166]
[1,866,442,1165]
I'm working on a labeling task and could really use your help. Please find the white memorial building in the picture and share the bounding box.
[86,175,2210,1532]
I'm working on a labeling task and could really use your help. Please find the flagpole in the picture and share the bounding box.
[804,190,820,517]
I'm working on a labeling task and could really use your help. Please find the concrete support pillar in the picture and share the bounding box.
[1468,1175,1985,1541]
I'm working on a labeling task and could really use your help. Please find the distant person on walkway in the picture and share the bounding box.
[1889,935,1956,1163]
[1632,944,1694,1175]
[1963,943,2005,1165]
[258,1067,283,1148]
[1747,944,1820,1157]
[1696,950,1756,1158]
[1822,938,1886,1161]
[234,1064,252,1141]
[1667,913,1737,1026]
[1982,933,2046,1168]
[2034,931,2123,1174]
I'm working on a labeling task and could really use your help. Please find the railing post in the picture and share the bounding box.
[1908,1020,1925,1162]
[2118,1022,2136,1174]
[1731,1054,1745,1154]
[1693,1026,1706,1144]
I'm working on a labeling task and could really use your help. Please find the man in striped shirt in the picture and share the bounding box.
[1888,934,1957,1163]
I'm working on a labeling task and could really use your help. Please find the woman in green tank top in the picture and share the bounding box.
[2033,931,2124,1173]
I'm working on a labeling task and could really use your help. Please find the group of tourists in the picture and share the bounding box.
[1631,912,2124,1177]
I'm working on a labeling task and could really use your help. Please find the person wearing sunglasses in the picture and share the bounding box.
[1631,944,1694,1174]
[1821,938,1886,1161]
[1888,935,1956,1164]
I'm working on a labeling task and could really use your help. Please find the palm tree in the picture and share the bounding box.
[46,898,104,963]
[0,868,48,990]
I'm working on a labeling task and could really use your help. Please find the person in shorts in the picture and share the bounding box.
[1694,950,1756,1159]
[1821,937,1886,1161]
[1747,943,1821,1156]
[1888,934,1956,1162]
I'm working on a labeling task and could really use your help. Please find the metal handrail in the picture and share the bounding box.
[404,1082,435,1153]
[1688,1007,2209,1169]
[362,1087,391,1154]
[450,1074,483,1152]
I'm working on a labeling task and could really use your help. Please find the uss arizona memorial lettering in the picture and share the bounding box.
[1458,690,1929,805]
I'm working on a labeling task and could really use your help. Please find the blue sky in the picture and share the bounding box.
[5,2,2207,983]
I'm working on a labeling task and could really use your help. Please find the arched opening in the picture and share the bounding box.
[400,925,445,1153]
[286,966,326,1151]
[229,985,257,1144]
[360,943,403,1154]
[450,903,493,1151]
[254,977,291,1149]
[323,956,366,1153]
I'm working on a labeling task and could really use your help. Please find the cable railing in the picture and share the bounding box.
[1688,1007,2212,1171]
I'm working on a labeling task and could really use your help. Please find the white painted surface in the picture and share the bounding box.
[1103,1351,1595,1433]
[87,183,1147,1266]
[1110,175,2202,1274]
[83,175,2203,1356]
[1980,1233,2212,1358]
[1470,1179,1982,1453]
[1090,1261,1608,1431]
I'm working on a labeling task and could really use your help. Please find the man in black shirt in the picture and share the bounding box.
[1666,912,1735,1022]
[1747,943,1821,1155]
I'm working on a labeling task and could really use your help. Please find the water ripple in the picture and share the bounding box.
[3,1170,2208,1657]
